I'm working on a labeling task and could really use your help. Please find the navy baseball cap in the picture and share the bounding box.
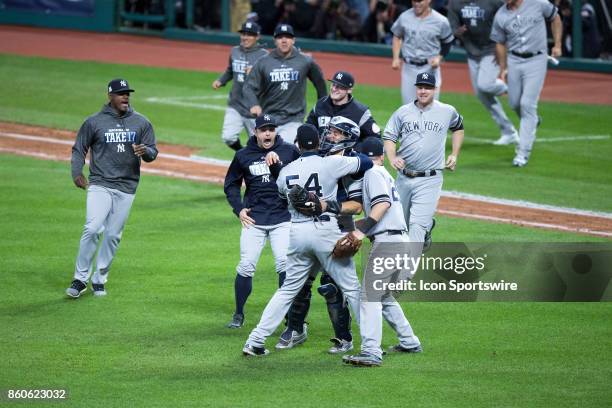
[108,78,134,94]
[414,72,436,87]
[239,20,261,35]
[255,114,277,129]
[296,124,319,149]
[274,23,295,38]
[359,137,384,157]
[329,71,355,89]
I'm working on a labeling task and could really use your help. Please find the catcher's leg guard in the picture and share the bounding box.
[318,273,352,342]
[286,275,314,332]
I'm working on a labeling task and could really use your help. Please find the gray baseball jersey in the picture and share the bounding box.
[216,44,268,117]
[448,0,505,57]
[361,165,407,236]
[383,100,463,171]
[277,153,363,221]
[243,47,327,125]
[71,104,158,194]
[391,9,454,59]
[490,0,558,53]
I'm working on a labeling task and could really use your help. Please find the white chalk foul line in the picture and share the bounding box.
[145,96,226,111]
[437,209,612,238]
[3,130,612,236]
[466,135,610,144]
[0,132,229,168]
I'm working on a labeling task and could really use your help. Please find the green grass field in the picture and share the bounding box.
[0,53,611,407]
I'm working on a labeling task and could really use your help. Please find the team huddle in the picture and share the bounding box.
[64,0,561,368]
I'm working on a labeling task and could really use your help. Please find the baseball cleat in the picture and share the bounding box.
[388,344,423,353]
[328,338,353,354]
[226,313,244,329]
[512,155,528,167]
[275,323,308,349]
[342,353,382,367]
[242,343,269,357]
[92,283,107,297]
[423,218,436,253]
[66,279,87,298]
[493,132,519,145]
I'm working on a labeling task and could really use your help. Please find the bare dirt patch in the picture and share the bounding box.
[2,122,610,238]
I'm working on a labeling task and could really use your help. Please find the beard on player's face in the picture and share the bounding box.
[256,128,276,148]
[108,93,130,113]
[416,86,435,105]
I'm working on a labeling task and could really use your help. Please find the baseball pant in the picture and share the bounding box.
[467,55,517,137]
[246,219,361,348]
[276,121,302,145]
[507,53,548,159]
[221,106,256,146]
[401,63,441,105]
[73,185,135,285]
[236,222,290,277]
[395,172,442,244]
[359,233,421,359]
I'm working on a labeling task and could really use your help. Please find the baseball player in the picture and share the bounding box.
[66,78,158,298]
[447,0,519,145]
[491,0,562,167]
[391,0,455,104]
[305,70,381,147]
[242,23,327,144]
[224,114,300,329]
[276,116,365,354]
[383,72,464,248]
[342,137,422,367]
[242,124,373,356]
[213,21,269,151]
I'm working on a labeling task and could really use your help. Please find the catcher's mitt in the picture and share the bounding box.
[332,232,362,258]
[288,185,323,217]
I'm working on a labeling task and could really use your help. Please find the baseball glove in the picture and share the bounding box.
[332,232,362,258]
[288,185,323,217]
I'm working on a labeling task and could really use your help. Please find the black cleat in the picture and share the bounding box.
[66,279,87,298]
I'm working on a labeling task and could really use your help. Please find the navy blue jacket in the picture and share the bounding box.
[224,135,300,226]
[305,95,381,146]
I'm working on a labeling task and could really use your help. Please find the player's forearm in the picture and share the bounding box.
[551,15,562,48]
[495,43,507,71]
[392,36,402,60]
[383,140,398,161]
[369,201,391,221]
[341,200,363,215]
[451,129,464,157]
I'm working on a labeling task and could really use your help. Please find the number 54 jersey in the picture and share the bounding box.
[277,152,372,222]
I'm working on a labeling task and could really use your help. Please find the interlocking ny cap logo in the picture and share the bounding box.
[336,73,343,80]
[264,114,271,120]
[422,73,429,79]
[246,22,252,29]
[108,86,112,92]
[282,25,288,31]
[120,80,127,87]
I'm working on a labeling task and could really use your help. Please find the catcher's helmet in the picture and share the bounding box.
[320,116,360,156]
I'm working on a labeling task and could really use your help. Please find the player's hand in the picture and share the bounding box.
[265,151,280,166]
[133,144,148,157]
[445,154,457,171]
[239,208,256,228]
[429,55,441,69]
[551,45,562,58]
[498,68,507,82]
[391,157,405,170]
[73,174,88,190]
[212,80,222,89]
[454,25,468,37]
[250,105,262,117]
[391,57,401,70]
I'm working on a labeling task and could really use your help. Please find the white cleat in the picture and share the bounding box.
[493,132,519,145]
[512,155,528,167]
